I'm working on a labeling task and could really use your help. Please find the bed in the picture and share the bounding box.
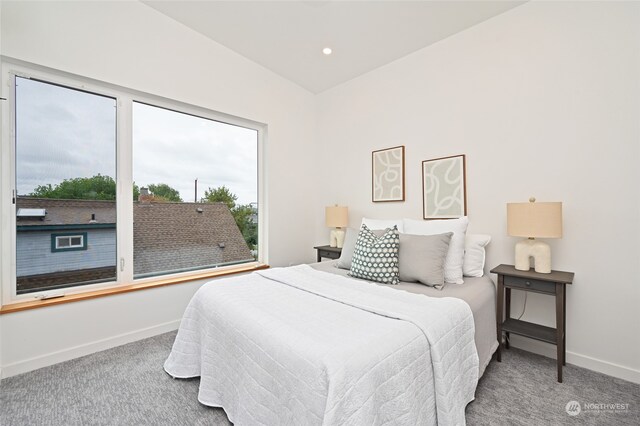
[164,260,498,426]
[312,260,499,378]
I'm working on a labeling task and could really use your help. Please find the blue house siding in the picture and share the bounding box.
[16,228,117,277]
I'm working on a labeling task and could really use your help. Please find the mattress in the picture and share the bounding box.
[311,260,498,377]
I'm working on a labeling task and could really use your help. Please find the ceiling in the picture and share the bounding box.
[143,1,525,93]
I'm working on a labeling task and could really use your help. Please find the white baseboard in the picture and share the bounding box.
[509,336,640,384]
[3,321,638,385]
[0,319,181,379]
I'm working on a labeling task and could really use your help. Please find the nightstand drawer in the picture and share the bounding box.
[314,245,343,262]
[318,249,340,260]
[504,275,555,294]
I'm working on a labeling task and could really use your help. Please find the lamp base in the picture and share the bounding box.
[330,228,346,248]
[515,238,551,273]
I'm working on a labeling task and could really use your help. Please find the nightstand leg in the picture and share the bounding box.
[317,253,321,263]
[556,283,564,383]
[505,288,511,349]
[563,284,567,366]
[496,275,504,362]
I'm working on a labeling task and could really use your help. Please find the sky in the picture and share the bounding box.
[133,102,257,205]
[16,77,117,195]
[15,77,258,206]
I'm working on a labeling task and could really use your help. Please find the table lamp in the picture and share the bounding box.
[325,205,348,248]
[507,198,562,273]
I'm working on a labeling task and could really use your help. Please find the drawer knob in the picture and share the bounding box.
[525,281,531,286]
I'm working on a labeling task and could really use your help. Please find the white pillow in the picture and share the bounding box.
[463,234,491,277]
[403,217,469,284]
[361,218,404,233]
[335,228,358,270]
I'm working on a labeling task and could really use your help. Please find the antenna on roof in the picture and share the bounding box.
[195,178,198,203]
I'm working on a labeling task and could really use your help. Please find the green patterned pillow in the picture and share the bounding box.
[348,224,400,284]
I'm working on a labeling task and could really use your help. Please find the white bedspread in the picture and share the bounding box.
[164,265,479,425]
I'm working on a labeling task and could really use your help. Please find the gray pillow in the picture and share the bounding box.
[336,227,386,270]
[398,232,453,289]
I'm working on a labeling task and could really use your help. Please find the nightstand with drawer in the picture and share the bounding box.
[491,264,575,382]
[313,245,342,262]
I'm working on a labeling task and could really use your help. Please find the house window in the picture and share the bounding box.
[2,63,264,302]
[52,233,87,252]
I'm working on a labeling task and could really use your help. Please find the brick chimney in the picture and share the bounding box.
[139,187,153,203]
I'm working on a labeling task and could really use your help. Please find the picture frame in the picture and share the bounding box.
[422,154,467,219]
[372,145,405,202]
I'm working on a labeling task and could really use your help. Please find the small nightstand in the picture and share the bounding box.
[313,245,342,262]
[491,264,574,383]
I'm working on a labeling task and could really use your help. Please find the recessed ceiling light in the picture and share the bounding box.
[322,47,332,55]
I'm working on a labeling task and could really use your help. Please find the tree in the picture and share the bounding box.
[30,174,116,200]
[133,183,140,201]
[203,186,257,251]
[233,204,258,248]
[148,183,182,202]
[202,186,237,210]
[30,175,142,201]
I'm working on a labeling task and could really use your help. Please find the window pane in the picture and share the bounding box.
[15,77,117,294]
[132,102,257,278]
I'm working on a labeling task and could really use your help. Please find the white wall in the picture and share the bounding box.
[315,1,640,382]
[0,1,317,377]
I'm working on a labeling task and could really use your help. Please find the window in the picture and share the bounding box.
[13,77,117,296]
[1,63,264,303]
[52,233,87,252]
[132,102,258,279]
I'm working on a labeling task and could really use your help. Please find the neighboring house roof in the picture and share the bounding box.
[16,198,116,229]
[15,197,253,275]
[133,201,254,275]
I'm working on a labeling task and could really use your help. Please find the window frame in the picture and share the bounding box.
[1,59,267,305]
[51,233,88,252]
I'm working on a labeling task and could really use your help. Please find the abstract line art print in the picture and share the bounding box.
[372,146,405,202]
[422,154,467,219]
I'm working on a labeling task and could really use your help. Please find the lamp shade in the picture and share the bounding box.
[507,201,562,238]
[325,206,348,228]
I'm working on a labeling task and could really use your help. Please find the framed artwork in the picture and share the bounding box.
[422,154,467,219]
[372,145,405,202]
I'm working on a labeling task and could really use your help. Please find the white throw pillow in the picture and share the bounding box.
[403,217,469,284]
[361,218,404,233]
[463,234,491,277]
[335,228,358,270]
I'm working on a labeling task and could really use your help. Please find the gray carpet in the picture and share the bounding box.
[1,331,638,425]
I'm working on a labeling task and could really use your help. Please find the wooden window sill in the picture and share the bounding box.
[0,263,269,315]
